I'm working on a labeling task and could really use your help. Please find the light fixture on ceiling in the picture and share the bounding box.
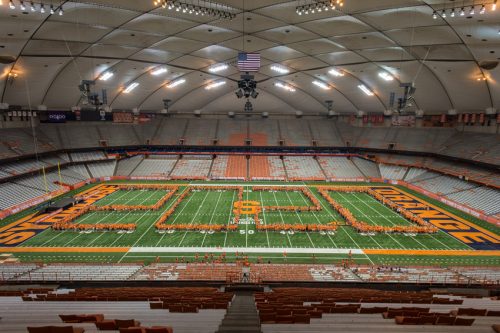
[99,71,114,81]
[40,3,45,13]
[329,68,345,77]
[205,80,226,90]
[30,1,35,11]
[431,2,494,19]
[358,84,374,96]
[378,72,394,81]
[151,67,168,76]
[274,82,296,92]
[312,80,331,90]
[123,82,139,93]
[296,0,345,16]
[208,64,228,73]
[9,0,15,9]
[166,78,186,88]
[58,6,63,15]
[270,65,290,74]
[49,4,54,14]
[19,1,25,10]
[155,0,236,20]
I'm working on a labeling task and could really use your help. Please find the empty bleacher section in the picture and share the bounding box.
[131,158,177,177]
[0,182,45,210]
[404,167,429,181]
[53,123,101,149]
[15,264,142,281]
[116,155,144,176]
[225,155,247,179]
[70,151,106,162]
[379,164,408,180]
[446,186,500,216]
[13,169,84,192]
[210,155,228,179]
[170,158,212,179]
[0,128,42,155]
[249,156,270,180]
[0,159,48,177]
[279,119,312,146]
[355,127,398,149]
[269,156,287,180]
[0,263,38,281]
[410,175,477,196]
[218,119,247,145]
[318,157,364,180]
[87,161,116,178]
[283,156,325,180]
[97,124,141,146]
[183,119,217,145]
[248,119,280,146]
[65,164,91,180]
[151,118,187,145]
[352,157,381,178]
[308,119,344,146]
[406,170,441,183]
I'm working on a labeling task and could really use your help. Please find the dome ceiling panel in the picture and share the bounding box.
[330,32,396,50]
[298,15,374,36]
[288,38,346,55]
[99,29,166,48]
[23,40,90,56]
[315,51,367,65]
[385,25,462,46]
[51,2,138,28]
[407,44,473,61]
[32,21,112,43]
[259,46,306,62]
[254,25,320,44]
[191,45,239,62]
[177,24,241,44]
[129,48,184,63]
[282,56,329,71]
[121,14,198,35]
[81,44,141,58]
[2,56,68,106]
[357,47,414,62]
[355,6,441,31]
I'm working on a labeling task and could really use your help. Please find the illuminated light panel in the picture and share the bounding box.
[166,78,186,88]
[329,68,344,77]
[208,64,228,73]
[99,71,114,81]
[312,80,330,90]
[123,82,139,93]
[378,72,394,81]
[358,84,374,96]
[205,80,226,90]
[151,67,168,76]
[270,65,290,74]
[274,82,296,92]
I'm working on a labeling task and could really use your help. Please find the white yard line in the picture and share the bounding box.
[129,247,366,254]
[200,190,223,247]
[177,190,211,247]
[284,190,315,248]
[223,190,237,248]
[271,191,293,248]
[258,191,271,248]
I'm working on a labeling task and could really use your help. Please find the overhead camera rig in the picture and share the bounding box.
[235,73,259,112]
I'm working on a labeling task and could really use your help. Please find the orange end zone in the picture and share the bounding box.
[364,249,500,257]
[0,247,129,253]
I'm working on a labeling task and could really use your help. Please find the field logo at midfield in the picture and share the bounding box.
[0,185,118,247]
[233,201,261,215]
[370,186,500,250]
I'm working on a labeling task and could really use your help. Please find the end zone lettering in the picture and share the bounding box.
[370,186,500,250]
[0,185,118,247]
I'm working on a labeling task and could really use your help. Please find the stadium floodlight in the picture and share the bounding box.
[20,1,25,11]
[30,2,36,11]
[123,82,139,93]
[270,65,290,74]
[208,64,228,73]
[358,84,374,96]
[205,80,226,90]
[151,67,168,76]
[274,82,296,92]
[378,72,394,81]
[312,80,330,90]
[166,78,186,88]
[9,0,15,9]
[329,68,344,77]
[99,71,114,81]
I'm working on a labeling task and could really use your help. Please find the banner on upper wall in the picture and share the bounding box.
[46,112,67,123]
[392,115,415,126]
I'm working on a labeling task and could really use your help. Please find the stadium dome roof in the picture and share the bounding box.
[0,0,499,114]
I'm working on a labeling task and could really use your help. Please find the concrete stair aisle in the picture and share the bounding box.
[216,292,262,333]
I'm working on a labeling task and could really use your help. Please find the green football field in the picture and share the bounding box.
[2,181,499,267]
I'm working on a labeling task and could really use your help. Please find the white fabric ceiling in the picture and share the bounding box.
[0,0,499,114]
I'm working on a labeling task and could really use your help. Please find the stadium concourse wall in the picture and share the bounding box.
[1,172,498,228]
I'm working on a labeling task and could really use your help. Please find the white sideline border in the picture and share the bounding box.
[129,247,364,254]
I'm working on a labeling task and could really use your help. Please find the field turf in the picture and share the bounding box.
[2,181,499,267]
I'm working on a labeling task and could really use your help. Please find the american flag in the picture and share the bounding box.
[237,52,261,72]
